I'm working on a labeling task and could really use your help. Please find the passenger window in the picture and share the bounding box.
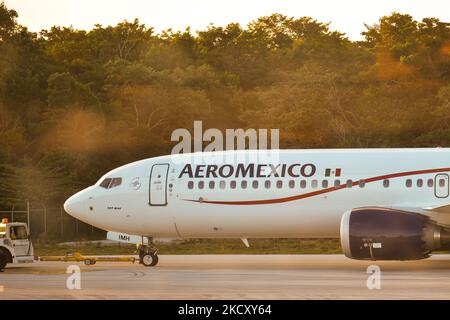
[109,178,122,188]
[406,179,412,188]
[359,180,365,188]
[230,181,236,189]
[417,179,423,187]
[188,181,194,189]
[198,181,204,189]
[276,180,283,189]
[219,181,226,189]
[440,178,446,187]
[322,180,328,188]
[252,180,258,189]
[265,180,271,189]
[334,180,340,188]
[241,180,247,189]
[289,180,295,189]
[427,179,434,187]
[311,180,318,189]
[300,180,307,189]
[346,180,352,188]
[100,178,112,189]
[383,179,389,188]
[209,181,215,189]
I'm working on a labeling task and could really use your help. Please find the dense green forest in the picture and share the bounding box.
[0,3,448,239]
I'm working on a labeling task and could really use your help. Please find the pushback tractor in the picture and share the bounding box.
[0,218,34,271]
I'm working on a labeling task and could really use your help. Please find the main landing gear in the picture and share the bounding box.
[137,237,159,267]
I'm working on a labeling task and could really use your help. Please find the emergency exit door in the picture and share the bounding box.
[435,174,449,198]
[149,164,169,206]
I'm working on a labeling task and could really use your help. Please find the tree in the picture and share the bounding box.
[0,2,18,40]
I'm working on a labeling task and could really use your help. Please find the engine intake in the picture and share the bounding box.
[340,207,450,260]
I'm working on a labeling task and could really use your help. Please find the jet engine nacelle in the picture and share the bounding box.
[340,207,450,261]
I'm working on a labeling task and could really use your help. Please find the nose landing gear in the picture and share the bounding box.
[141,252,158,267]
[137,237,159,267]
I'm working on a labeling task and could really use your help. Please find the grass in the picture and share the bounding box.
[34,238,343,256]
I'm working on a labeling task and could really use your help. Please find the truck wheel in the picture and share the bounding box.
[0,252,7,271]
[142,253,158,267]
[84,259,91,266]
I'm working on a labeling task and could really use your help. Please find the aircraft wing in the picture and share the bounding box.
[423,203,450,213]
[380,204,450,227]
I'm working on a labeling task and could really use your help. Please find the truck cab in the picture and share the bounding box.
[0,219,34,270]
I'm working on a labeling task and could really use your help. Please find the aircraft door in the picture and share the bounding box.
[435,174,449,198]
[149,164,169,206]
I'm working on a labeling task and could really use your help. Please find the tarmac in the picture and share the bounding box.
[1,254,450,299]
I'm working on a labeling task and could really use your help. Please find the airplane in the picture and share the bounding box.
[64,148,450,266]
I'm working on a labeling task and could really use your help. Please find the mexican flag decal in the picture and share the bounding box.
[325,168,342,177]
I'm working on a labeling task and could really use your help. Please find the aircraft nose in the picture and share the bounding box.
[64,192,87,219]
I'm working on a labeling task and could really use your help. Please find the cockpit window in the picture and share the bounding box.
[109,178,122,188]
[99,177,122,189]
[100,178,112,188]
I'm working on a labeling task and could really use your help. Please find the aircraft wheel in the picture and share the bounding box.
[84,259,93,266]
[142,253,158,267]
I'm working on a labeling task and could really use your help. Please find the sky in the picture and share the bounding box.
[4,0,450,40]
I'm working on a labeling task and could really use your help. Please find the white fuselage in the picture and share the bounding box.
[64,149,450,239]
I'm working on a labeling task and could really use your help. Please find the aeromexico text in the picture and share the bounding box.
[179,163,317,178]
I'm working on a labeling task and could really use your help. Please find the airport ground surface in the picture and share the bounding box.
[1,254,450,299]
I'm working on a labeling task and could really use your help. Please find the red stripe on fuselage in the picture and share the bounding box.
[182,167,450,205]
